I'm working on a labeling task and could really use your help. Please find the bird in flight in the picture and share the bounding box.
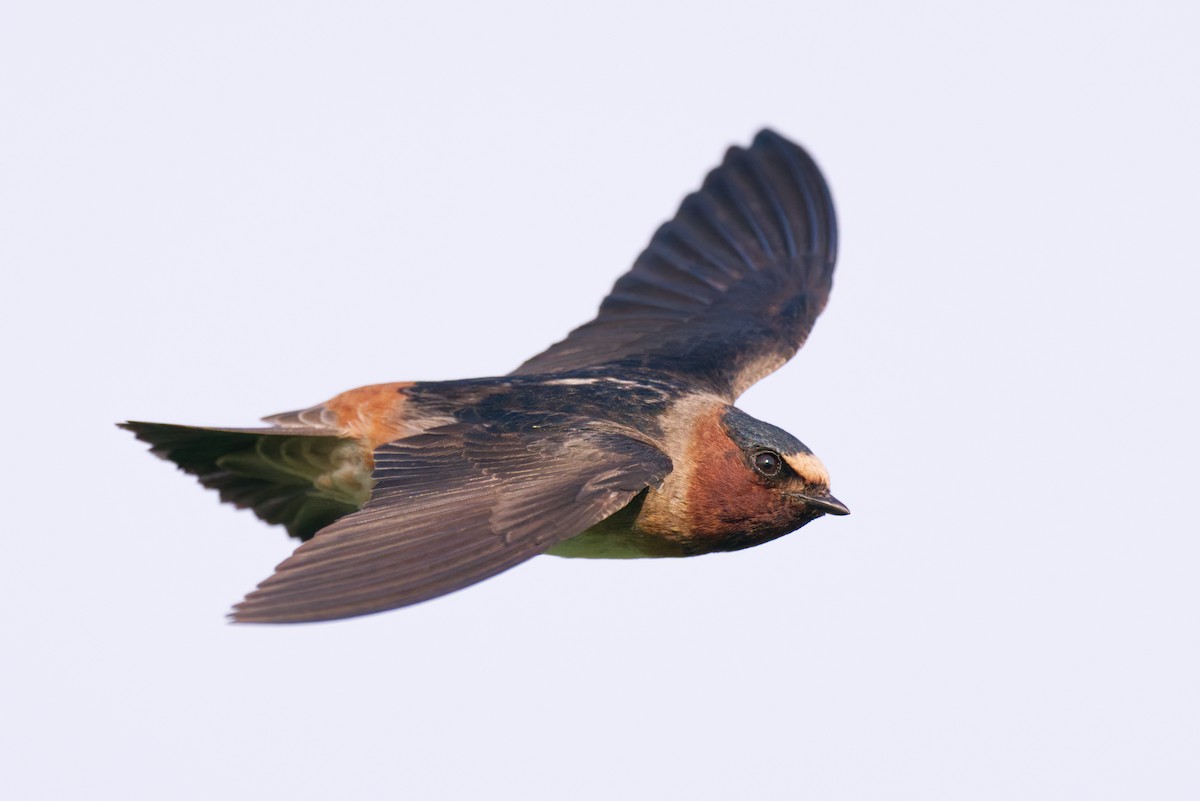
[123,129,849,623]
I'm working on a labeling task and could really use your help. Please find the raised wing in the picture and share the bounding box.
[230,418,671,623]
[512,129,838,399]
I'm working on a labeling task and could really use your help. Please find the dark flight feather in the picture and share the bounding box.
[119,421,365,541]
[230,418,671,623]
[512,129,838,399]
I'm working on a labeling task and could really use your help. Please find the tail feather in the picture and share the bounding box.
[120,421,370,541]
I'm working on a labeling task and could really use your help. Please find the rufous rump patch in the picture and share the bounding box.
[324,382,417,448]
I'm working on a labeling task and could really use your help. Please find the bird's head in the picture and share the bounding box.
[671,405,848,554]
[722,405,848,515]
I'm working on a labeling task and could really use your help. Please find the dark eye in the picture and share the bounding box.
[753,451,782,477]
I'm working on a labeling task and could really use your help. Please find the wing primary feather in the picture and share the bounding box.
[237,530,495,607]
[755,129,837,263]
[657,223,742,279]
[709,148,782,260]
[680,192,761,273]
[229,423,672,623]
[616,261,714,305]
[738,145,800,260]
[642,241,731,292]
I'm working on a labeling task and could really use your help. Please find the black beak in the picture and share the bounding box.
[790,492,850,516]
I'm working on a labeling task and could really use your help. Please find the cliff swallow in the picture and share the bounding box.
[122,129,848,623]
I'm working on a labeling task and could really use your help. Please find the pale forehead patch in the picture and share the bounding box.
[783,452,830,486]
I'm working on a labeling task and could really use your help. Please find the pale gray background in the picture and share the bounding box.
[2,1,1197,799]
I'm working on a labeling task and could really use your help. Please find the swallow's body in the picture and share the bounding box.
[124,130,849,622]
[297,374,840,557]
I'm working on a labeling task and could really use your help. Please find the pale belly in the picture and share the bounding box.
[544,520,656,558]
[543,494,677,559]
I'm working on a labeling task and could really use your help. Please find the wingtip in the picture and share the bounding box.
[226,598,283,625]
[721,129,795,165]
[118,420,158,445]
[226,606,263,625]
[748,128,837,264]
[752,127,792,149]
[751,129,817,165]
[119,419,180,440]
[226,580,365,625]
[225,599,361,625]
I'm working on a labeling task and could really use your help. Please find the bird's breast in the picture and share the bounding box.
[548,396,804,559]
[636,404,799,554]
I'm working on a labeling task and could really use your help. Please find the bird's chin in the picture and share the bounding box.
[701,511,823,554]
